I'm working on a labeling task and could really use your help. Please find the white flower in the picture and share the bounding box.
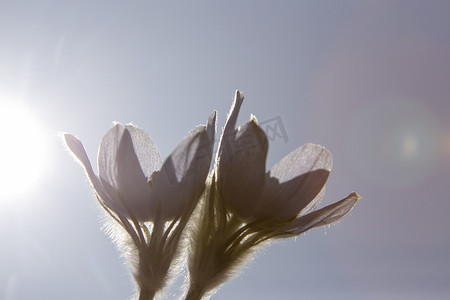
[65,113,216,299]
[186,91,359,300]
[65,116,215,222]
[216,90,359,234]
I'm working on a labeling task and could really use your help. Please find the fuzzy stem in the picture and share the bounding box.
[138,287,156,300]
[185,286,205,300]
[187,175,284,299]
[135,255,160,300]
[187,175,250,298]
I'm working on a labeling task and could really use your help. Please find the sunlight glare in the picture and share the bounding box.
[0,102,47,199]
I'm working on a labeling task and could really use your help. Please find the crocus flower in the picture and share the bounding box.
[65,117,215,222]
[65,113,216,299]
[216,90,359,234]
[186,91,359,300]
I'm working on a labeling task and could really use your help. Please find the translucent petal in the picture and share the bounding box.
[299,185,326,217]
[269,143,332,183]
[98,123,162,187]
[150,127,212,220]
[115,129,153,220]
[287,192,361,234]
[64,134,109,204]
[98,124,123,188]
[125,124,162,177]
[217,120,268,220]
[261,144,332,219]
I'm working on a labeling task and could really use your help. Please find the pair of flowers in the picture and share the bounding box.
[65,91,359,299]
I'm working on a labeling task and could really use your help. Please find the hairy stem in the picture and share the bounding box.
[138,286,156,300]
[185,286,206,300]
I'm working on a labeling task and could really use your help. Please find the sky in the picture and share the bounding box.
[0,1,449,299]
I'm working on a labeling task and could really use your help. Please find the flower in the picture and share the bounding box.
[64,115,216,222]
[65,113,216,299]
[216,90,359,234]
[185,91,359,300]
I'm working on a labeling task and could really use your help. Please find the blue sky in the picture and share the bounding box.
[1,1,449,299]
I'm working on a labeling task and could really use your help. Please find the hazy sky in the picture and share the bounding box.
[1,1,449,299]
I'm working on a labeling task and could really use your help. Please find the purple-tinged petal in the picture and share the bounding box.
[299,185,326,217]
[261,144,332,220]
[98,124,123,188]
[125,124,162,177]
[286,192,361,235]
[98,123,162,188]
[98,176,125,214]
[269,144,332,182]
[115,129,153,220]
[150,126,213,220]
[64,134,109,203]
[217,120,268,220]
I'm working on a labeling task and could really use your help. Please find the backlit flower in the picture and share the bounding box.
[185,91,360,299]
[216,91,359,234]
[65,117,215,222]
[65,113,216,299]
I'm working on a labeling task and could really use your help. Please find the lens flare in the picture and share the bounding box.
[345,96,440,188]
[400,133,419,161]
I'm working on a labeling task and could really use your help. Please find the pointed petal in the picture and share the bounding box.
[98,123,162,188]
[114,128,153,220]
[206,110,217,150]
[64,134,108,203]
[217,91,244,161]
[150,126,213,220]
[217,120,268,220]
[223,90,244,139]
[286,192,361,235]
[205,110,217,170]
[262,144,332,219]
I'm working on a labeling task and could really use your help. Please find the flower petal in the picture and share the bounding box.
[64,134,109,204]
[150,126,213,220]
[262,144,332,220]
[216,91,244,162]
[286,192,361,235]
[206,110,217,151]
[217,120,268,220]
[125,124,163,177]
[299,185,326,216]
[222,90,244,140]
[115,128,153,220]
[269,143,332,185]
[98,123,162,188]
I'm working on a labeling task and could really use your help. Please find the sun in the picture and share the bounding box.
[0,101,47,199]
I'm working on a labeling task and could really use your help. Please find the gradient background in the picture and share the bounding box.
[1,1,449,299]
